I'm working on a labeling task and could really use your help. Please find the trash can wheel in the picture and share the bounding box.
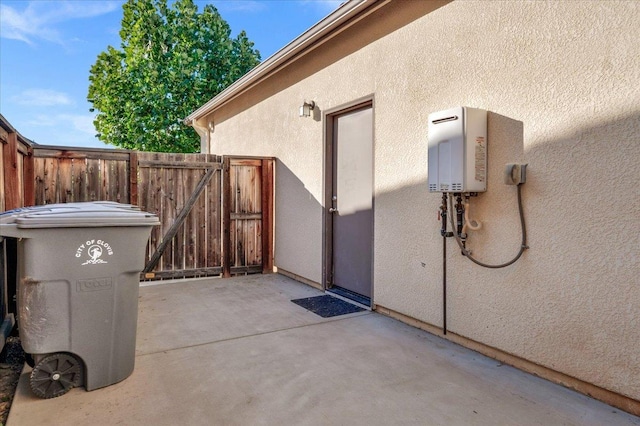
[29,353,83,399]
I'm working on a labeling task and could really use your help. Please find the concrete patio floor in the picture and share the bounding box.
[8,274,640,425]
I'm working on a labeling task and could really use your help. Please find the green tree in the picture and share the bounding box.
[88,0,261,152]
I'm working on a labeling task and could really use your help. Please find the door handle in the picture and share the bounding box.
[329,208,338,213]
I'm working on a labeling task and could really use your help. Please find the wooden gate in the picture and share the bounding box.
[223,157,274,277]
[138,152,224,279]
[25,146,273,280]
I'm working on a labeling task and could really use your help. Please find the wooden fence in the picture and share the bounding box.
[32,147,132,205]
[1,118,34,211]
[1,121,274,282]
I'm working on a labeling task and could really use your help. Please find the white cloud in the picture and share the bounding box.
[61,114,96,136]
[0,1,121,45]
[26,113,96,136]
[20,112,109,148]
[14,89,74,107]
[0,4,34,44]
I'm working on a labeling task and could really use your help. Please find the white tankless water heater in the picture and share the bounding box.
[428,107,487,193]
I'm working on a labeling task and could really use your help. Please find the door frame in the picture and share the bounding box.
[322,95,375,303]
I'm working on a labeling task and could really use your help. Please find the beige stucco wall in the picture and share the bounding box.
[198,1,640,402]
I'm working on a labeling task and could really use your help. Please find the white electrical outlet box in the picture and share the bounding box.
[428,106,487,193]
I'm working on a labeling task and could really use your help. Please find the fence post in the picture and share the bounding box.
[222,157,231,278]
[129,151,138,206]
[3,132,20,210]
[261,159,274,273]
[23,145,35,207]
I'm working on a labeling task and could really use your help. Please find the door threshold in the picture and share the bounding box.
[326,287,371,310]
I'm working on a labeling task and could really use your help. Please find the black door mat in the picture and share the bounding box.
[291,295,365,318]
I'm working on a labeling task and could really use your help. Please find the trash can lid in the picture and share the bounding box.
[0,202,159,229]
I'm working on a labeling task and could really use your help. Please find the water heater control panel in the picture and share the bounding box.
[428,107,487,193]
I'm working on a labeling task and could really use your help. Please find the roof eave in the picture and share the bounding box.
[185,0,384,124]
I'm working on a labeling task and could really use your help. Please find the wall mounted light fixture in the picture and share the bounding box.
[299,100,316,118]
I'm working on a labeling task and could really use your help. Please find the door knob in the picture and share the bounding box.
[329,207,338,213]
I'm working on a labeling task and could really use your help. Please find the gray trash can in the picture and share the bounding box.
[0,202,159,398]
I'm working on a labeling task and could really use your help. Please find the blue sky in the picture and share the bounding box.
[0,0,340,148]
